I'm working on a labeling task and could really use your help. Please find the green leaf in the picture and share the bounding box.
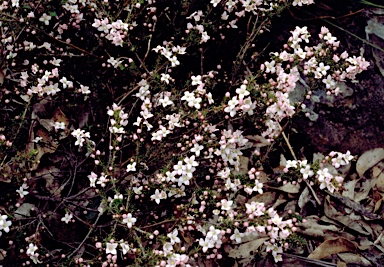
[23,5,31,9]
[50,11,57,17]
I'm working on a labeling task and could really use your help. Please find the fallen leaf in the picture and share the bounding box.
[356,148,384,177]
[298,187,311,210]
[232,155,249,176]
[354,178,376,203]
[0,249,6,261]
[228,237,269,259]
[272,182,300,194]
[324,196,373,235]
[338,253,371,266]
[35,166,64,197]
[297,216,340,237]
[14,203,35,219]
[0,67,6,85]
[342,179,357,200]
[244,135,271,147]
[329,193,381,220]
[248,192,276,209]
[308,237,357,260]
[373,164,384,192]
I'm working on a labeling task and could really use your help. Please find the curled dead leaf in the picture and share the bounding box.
[308,237,357,260]
[356,148,384,177]
[373,163,384,192]
[267,182,300,194]
[297,216,340,237]
[324,196,374,235]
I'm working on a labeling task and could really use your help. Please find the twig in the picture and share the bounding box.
[133,229,146,257]
[67,212,102,258]
[374,232,383,245]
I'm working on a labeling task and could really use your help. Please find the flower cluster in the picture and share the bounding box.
[283,150,353,192]
[71,129,91,147]
[107,103,129,134]
[0,0,371,265]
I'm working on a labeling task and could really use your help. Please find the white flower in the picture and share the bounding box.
[16,183,29,198]
[161,73,171,84]
[54,121,66,130]
[206,226,221,241]
[105,242,118,255]
[59,77,73,89]
[159,95,174,107]
[107,57,122,68]
[230,229,244,243]
[80,84,91,94]
[26,243,38,255]
[190,143,204,156]
[61,213,73,224]
[253,180,263,194]
[11,0,19,7]
[300,165,314,179]
[151,189,166,204]
[235,84,249,100]
[286,160,298,169]
[167,229,181,245]
[126,162,136,172]
[120,242,130,255]
[88,172,98,187]
[210,0,221,7]
[220,199,233,211]
[184,155,199,170]
[39,13,51,25]
[0,215,12,235]
[122,213,136,228]
[191,75,202,86]
[199,238,214,253]
[170,56,180,67]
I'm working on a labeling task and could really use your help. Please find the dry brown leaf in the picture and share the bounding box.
[35,166,64,197]
[354,178,376,203]
[268,182,300,194]
[244,135,271,147]
[373,191,384,212]
[297,216,340,237]
[338,253,371,266]
[342,180,357,200]
[248,192,276,209]
[232,155,249,176]
[272,198,287,209]
[373,164,384,192]
[298,187,311,210]
[30,127,59,170]
[228,237,269,259]
[308,237,357,260]
[14,203,35,219]
[0,67,6,85]
[324,196,373,235]
[356,148,384,177]
[0,249,6,261]
[329,193,381,220]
